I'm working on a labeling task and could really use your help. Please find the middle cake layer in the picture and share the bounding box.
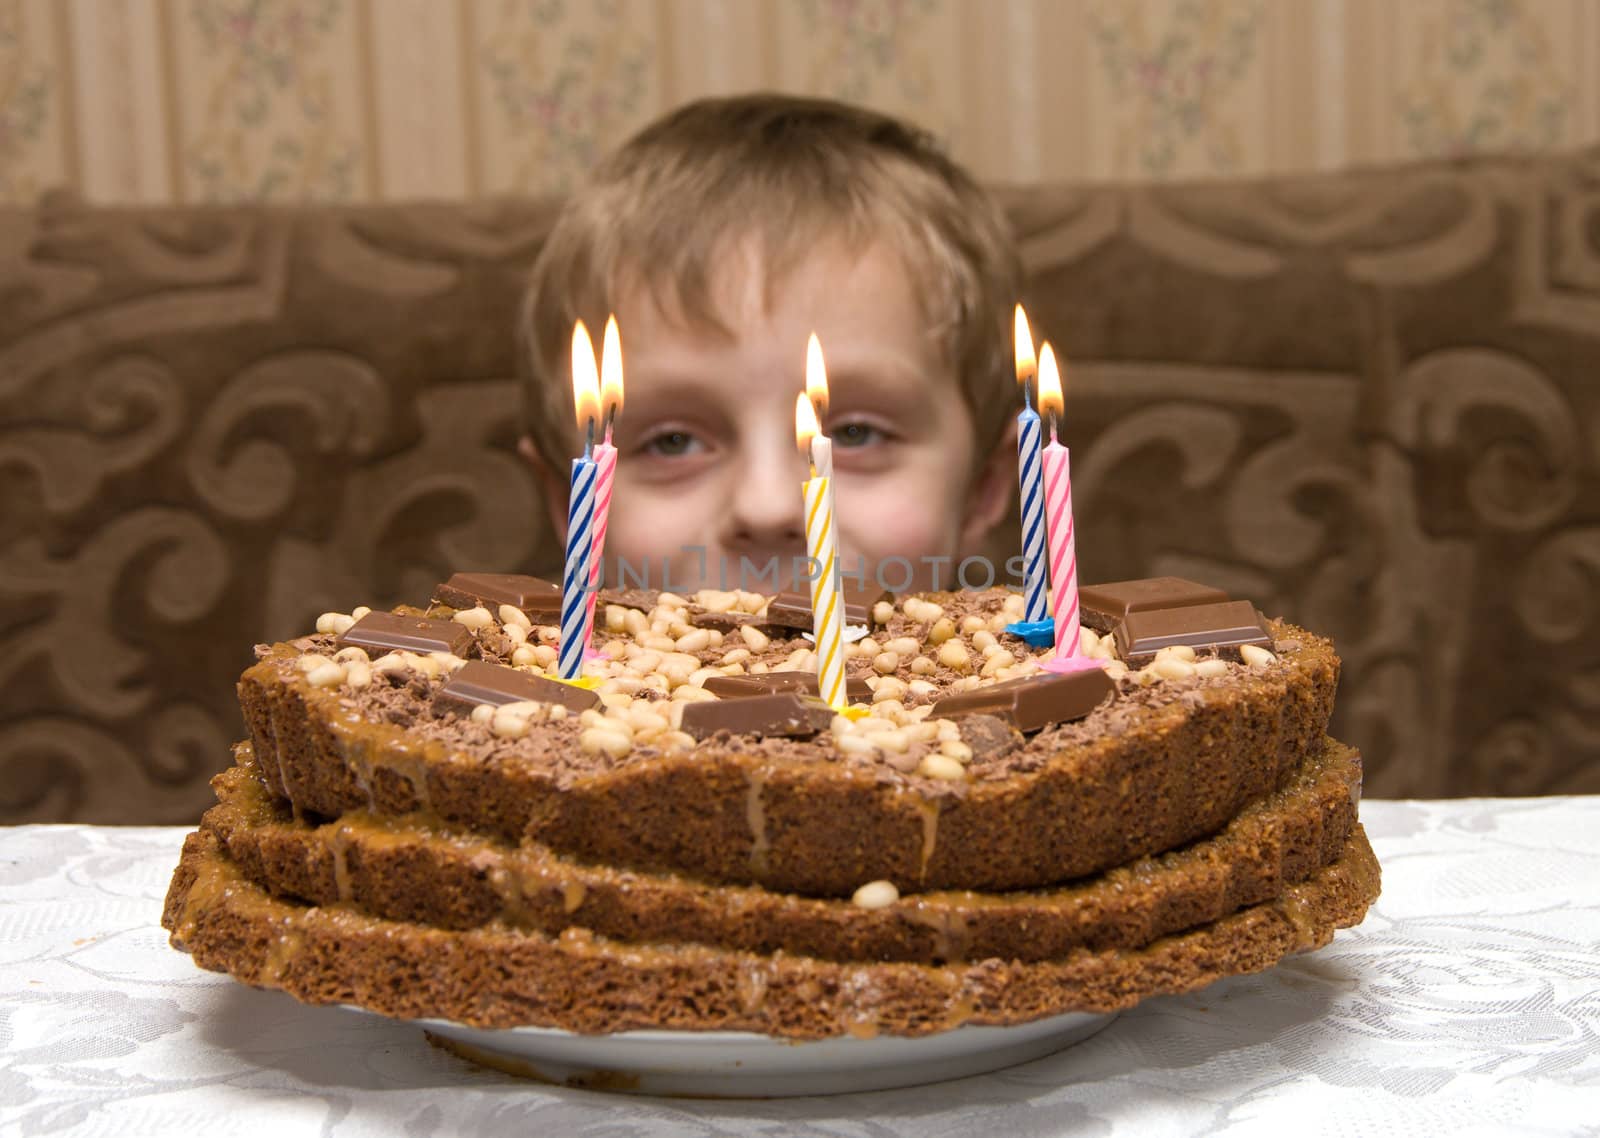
[203,735,1361,964]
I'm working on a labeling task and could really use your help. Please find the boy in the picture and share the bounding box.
[517,94,1021,594]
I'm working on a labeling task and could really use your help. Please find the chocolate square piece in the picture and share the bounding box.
[679,691,836,740]
[1114,600,1272,663]
[688,609,752,632]
[337,611,473,658]
[929,668,1115,733]
[1078,577,1231,633]
[596,588,660,613]
[434,659,599,714]
[434,573,562,617]
[761,586,884,630]
[702,671,874,703]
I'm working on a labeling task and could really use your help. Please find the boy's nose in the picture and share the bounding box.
[721,452,807,558]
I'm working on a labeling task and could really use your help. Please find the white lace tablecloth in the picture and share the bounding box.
[3,798,1598,1137]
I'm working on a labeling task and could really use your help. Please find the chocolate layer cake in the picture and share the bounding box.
[165,575,1378,1040]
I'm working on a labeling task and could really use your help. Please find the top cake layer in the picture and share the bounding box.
[237,581,1338,897]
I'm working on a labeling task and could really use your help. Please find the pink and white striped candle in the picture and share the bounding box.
[583,316,625,643]
[1037,343,1090,667]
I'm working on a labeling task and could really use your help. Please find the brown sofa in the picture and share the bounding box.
[4,146,1597,824]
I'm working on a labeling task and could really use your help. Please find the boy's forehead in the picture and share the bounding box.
[618,234,941,360]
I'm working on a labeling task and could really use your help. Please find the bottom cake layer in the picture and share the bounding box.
[163,824,1380,1040]
[202,736,1363,963]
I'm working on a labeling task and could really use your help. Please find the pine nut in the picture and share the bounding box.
[865,729,909,754]
[1240,644,1277,668]
[373,653,410,676]
[836,734,878,757]
[852,880,900,909]
[917,754,967,781]
[306,662,345,687]
[675,628,711,654]
[580,727,633,758]
[453,606,495,631]
[739,625,770,652]
[873,677,908,701]
[940,739,974,763]
[938,639,971,672]
[498,604,533,631]
[1195,659,1229,678]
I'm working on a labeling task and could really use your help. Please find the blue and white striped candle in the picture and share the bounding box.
[1017,404,1050,623]
[1013,305,1050,623]
[558,455,597,679]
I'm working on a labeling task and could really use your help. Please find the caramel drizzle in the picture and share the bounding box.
[915,797,940,883]
[745,768,770,879]
[329,823,355,904]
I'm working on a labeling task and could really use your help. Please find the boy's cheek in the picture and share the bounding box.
[836,474,961,566]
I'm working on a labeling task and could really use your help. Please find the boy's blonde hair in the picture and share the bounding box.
[519,93,1021,473]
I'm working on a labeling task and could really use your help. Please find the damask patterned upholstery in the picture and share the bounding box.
[3,148,1597,823]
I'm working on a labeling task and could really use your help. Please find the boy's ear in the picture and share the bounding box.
[518,435,570,541]
[958,418,1018,557]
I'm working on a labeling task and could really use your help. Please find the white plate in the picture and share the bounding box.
[408,1009,1116,1097]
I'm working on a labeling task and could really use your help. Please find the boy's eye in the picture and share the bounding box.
[641,430,702,457]
[831,421,885,448]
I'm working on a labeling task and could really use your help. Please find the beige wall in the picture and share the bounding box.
[3,0,1598,206]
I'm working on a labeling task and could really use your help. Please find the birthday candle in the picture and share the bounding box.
[583,316,624,639]
[797,335,846,711]
[560,457,597,679]
[559,322,602,680]
[1014,306,1050,624]
[1038,343,1082,659]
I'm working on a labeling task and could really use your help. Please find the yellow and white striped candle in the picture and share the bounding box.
[796,337,846,711]
[802,469,846,710]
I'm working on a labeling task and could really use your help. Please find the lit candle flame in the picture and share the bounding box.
[1013,304,1036,386]
[572,320,601,444]
[795,391,819,464]
[805,332,830,420]
[600,314,624,432]
[1038,342,1064,425]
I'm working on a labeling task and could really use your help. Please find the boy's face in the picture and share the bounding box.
[531,239,1011,593]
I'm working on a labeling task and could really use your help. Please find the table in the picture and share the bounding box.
[3,798,1598,1137]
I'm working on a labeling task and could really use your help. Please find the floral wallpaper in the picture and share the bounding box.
[1,0,1598,205]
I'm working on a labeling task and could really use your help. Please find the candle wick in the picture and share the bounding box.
[1049,414,1059,444]
[602,407,616,443]
[1022,373,1036,413]
[584,417,595,460]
